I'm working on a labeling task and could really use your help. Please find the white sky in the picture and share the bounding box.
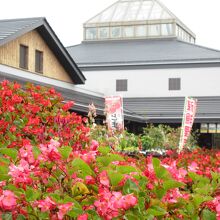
[1,0,220,50]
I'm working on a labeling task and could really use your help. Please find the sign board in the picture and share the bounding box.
[200,123,208,133]
[209,124,217,133]
[105,96,124,131]
[179,97,197,152]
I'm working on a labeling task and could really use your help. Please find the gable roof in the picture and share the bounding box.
[0,17,86,84]
[67,38,220,68]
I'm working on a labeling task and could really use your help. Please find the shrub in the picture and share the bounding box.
[141,124,199,150]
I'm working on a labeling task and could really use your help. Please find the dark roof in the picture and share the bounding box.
[124,96,220,123]
[67,38,220,68]
[0,17,85,84]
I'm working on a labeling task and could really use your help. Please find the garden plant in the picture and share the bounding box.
[0,81,219,220]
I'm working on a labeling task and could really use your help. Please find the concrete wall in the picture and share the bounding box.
[79,67,220,97]
[0,30,73,83]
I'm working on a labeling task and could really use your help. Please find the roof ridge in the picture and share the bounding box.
[0,17,45,23]
[177,39,220,53]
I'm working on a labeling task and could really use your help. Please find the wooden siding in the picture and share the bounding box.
[0,30,73,83]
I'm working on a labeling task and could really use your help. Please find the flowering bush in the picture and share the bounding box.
[0,81,219,219]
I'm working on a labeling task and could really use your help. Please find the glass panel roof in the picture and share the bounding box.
[84,0,196,43]
[86,0,173,24]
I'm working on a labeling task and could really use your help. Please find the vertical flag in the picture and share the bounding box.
[105,96,124,131]
[179,97,197,152]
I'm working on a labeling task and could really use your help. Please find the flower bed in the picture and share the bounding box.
[0,81,219,219]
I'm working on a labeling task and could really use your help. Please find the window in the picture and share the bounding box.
[19,45,28,69]
[169,78,181,90]
[123,26,134,38]
[35,50,43,73]
[111,27,121,38]
[85,28,97,40]
[136,25,147,37]
[148,24,160,36]
[116,79,127,91]
[161,23,173,36]
[99,27,109,39]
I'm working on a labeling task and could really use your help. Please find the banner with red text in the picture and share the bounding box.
[179,97,197,152]
[105,96,124,131]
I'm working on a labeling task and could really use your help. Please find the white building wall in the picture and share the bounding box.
[78,66,220,97]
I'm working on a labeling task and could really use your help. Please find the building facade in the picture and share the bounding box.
[67,0,220,148]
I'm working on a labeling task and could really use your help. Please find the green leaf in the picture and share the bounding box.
[107,171,124,186]
[147,205,167,216]
[98,146,111,155]
[87,210,102,220]
[123,179,139,195]
[25,188,41,202]
[5,184,25,195]
[1,213,12,220]
[67,200,83,218]
[0,148,18,161]
[138,197,145,211]
[58,146,72,160]
[0,166,9,181]
[32,146,41,159]
[154,187,166,199]
[96,154,124,167]
[71,158,94,178]
[152,158,170,180]
[0,156,10,165]
[16,215,26,220]
[188,172,210,184]
[201,209,216,220]
[163,180,185,191]
[192,194,213,208]
[116,165,138,174]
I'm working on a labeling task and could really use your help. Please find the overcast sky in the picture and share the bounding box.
[1,0,220,50]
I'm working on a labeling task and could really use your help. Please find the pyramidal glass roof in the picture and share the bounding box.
[84,0,195,43]
[87,0,176,23]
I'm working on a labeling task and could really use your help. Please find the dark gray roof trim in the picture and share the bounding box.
[67,39,220,68]
[0,17,85,84]
[124,97,220,123]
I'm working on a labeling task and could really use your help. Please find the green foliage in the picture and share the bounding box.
[141,124,199,150]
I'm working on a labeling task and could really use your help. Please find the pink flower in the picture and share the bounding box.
[162,188,190,203]
[9,160,33,185]
[77,213,88,220]
[39,139,61,162]
[188,162,198,172]
[0,190,17,211]
[117,194,138,210]
[99,171,110,188]
[58,202,74,220]
[90,140,99,151]
[34,197,56,212]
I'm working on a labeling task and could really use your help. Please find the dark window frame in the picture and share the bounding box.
[169,78,181,90]
[19,44,28,70]
[116,79,128,92]
[35,50,43,73]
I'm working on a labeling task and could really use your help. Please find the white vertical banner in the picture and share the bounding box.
[179,97,197,152]
[105,96,124,131]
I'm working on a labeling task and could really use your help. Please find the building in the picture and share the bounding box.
[0,17,142,123]
[67,0,220,148]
